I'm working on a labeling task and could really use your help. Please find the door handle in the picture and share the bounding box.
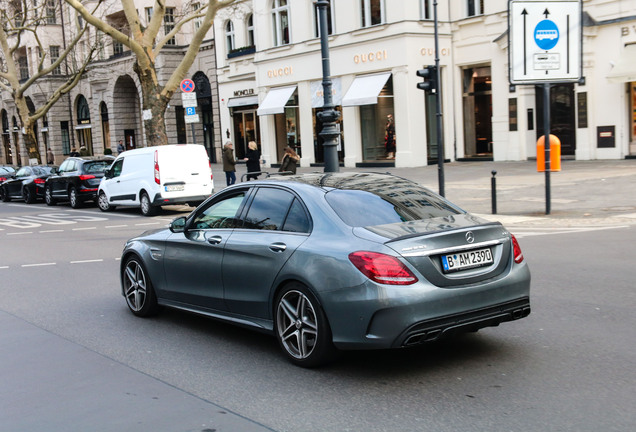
[207,235,223,245]
[269,242,287,252]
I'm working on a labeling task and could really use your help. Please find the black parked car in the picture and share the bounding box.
[0,165,56,203]
[45,156,114,208]
[0,165,16,182]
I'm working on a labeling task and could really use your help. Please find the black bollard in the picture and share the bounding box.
[491,170,497,214]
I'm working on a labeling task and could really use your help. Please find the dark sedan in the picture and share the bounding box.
[120,172,531,367]
[0,165,56,203]
[45,156,114,208]
[0,165,16,182]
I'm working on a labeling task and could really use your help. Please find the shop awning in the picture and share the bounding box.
[228,95,259,108]
[256,86,297,115]
[607,43,636,83]
[342,72,391,106]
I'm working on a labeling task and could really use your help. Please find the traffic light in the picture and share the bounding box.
[416,65,437,93]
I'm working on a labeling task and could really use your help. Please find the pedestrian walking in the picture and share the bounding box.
[244,141,261,180]
[46,148,54,165]
[117,140,125,154]
[70,147,80,157]
[278,146,300,174]
[222,141,237,186]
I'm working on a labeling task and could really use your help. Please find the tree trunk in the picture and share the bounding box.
[135,61,172,147]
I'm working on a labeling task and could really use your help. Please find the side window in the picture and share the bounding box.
[243,188,294,231]
[192,192,246,229]
[58,160,70,172]
[68,160,78,172]
[111,159,124,178]
[282,198,311,233]
[16,167,30,177]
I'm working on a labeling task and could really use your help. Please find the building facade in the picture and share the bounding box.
[2,0,636,168]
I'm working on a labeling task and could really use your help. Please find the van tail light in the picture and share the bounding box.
[209,161,213,180]
[348,251,418,285]
[34,178,45,184]
[154,150,160,185]
[78,175,95,181]
[511,234,524,264]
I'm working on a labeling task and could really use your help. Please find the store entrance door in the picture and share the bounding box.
[536,84,576,156]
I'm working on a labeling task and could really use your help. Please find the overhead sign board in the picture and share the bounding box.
[509,0,582,84]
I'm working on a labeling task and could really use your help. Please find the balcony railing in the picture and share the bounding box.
[227,45,256,59]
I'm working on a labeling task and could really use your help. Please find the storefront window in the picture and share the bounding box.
[233,108,260,159]
[360,76,394,161]
[274,91,299,163]
[462,66,492,156]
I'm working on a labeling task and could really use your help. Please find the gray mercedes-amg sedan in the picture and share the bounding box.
[121,172,530,367]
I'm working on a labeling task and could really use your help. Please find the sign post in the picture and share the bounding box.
[509,0,582,214]
[180,79,198,145]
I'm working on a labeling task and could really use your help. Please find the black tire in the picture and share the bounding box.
[122,256,159,317]
[98,191,115,212]
[45,185,56,206]
[23,186,35,204]
[140,192,158,216]
[274,282,337,368]
[0,186,10,202]
[69,186,82,209]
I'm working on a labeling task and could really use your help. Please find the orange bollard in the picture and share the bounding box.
[537,134,561,172]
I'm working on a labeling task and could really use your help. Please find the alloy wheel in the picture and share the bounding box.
[124,259,148,313]
[276,290,319,360]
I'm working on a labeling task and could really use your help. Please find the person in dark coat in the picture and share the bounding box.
[244,141,261,180]
[222,141,236,186]
[278,146,300,174]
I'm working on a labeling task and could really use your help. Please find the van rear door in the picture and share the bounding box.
[157,145,212,197]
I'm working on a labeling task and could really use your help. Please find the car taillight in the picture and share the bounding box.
[209,161,213,180]
[511,234,524,264]
[154,150,160,185]
[78,175,95,181]
[34,178,45,184]
[348,251,418,285]
[0,177,7,182]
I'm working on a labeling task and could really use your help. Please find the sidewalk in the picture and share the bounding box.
[223,159,636,227]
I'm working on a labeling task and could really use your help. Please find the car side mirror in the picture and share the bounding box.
[169,216,187,233]
[104,168,112,179]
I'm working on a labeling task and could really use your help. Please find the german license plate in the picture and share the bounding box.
[165,184,184,192]
[441,248,493,273]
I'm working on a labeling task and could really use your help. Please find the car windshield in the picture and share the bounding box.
[83,161,111,174]
[325,187,463,227]
[32,166,52,175]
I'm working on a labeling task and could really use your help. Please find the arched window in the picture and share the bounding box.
[271,0,290,46]
[246,14,254,47]
[226,20,235,52]
[77,95,90,124]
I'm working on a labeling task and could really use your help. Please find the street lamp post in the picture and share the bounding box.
[316,0,340,173]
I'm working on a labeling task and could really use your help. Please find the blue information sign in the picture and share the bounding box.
[185,106,196,116]
[534,20,559,50]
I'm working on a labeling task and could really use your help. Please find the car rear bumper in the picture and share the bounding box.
[152,194,210,206]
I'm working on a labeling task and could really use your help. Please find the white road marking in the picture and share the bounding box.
[7,232,33,235]
[72,227,97,231]
[22,262,56,267]
[70,259,104,264]
[0,266,9,269]
[40,229,64,233]
[511,225,628,238]
[106,225,128,228]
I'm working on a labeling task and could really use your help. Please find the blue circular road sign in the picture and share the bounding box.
[534,20,559,50]
[180,79,195,93]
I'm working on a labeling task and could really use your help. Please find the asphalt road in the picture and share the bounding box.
[1,197,635,431]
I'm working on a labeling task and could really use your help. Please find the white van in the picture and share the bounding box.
[98,144,213,216]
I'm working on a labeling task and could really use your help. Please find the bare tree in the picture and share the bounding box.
[65,0,240,148]
[0,0,99,164]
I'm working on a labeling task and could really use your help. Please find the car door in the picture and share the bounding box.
[222,186,311,319]
[51,160,72,198]
[102,158,127,203]
[8,167,31,197]
[162,189,250,310]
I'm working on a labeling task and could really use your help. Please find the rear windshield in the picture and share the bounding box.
[325,188,463,227]
[83,161,111,174]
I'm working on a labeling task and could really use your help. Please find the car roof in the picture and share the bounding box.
[263,172,422,193]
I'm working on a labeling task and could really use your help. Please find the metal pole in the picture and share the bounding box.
[316,0,340,173]
[491,170,497,214]
[433,0,445,196]
[543,83,551,215]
